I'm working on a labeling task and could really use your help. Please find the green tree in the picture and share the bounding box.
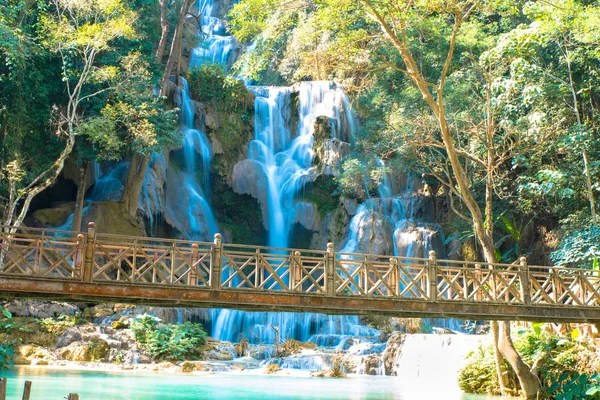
[1,0,136,228]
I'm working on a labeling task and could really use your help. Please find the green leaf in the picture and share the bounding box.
[586,387,600,396]
[532,322,543,335]
[2,309,12,319]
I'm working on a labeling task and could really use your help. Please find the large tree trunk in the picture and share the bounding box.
[120,154,150,218]
[72,160,89,232]
[491,321,512,395]
[498,321,540,399]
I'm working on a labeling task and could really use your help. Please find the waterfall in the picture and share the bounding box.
[247,82,356,248]
[163,78,218,240]
[190,0,238,70]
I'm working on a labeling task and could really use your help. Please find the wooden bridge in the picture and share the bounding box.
[1,223,600,323]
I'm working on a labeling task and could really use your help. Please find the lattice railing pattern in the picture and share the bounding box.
[436,261,523,303]
[0,227,81,279]
[2,223,600,310]
[92,234,212,286]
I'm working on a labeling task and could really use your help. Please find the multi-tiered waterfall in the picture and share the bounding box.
[46,0,467,375]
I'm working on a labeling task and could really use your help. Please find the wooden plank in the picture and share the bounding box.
[68,394,79,400]
[0,377,6,400]
[22,380,32,400]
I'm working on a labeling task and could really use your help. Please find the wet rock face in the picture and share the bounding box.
[382,332,405,376]
[393,221,445,259]
[139,154,168,223]
[355,210,395,256]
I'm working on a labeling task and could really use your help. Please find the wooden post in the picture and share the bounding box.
[0,377,6,400]
[188,243,199,286]
[428,250,437,301]
[83,222,96,282]
[519,256,531,304]
[74,234,85,279]
[210,233,222,290]
[390,258,398,296]
[68,394,79,400]
[325,242,336,297]
[475,264,482,301]
[552,268,559,304]
[22,380,32,400]
[256,248,262,289]
[289,251,298,292]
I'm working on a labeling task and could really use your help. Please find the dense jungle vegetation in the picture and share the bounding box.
[1,0,600,398]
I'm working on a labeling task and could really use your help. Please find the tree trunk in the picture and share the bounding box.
[359,5,538,395]
[120,154,150,217]
[72,161,89,232]
[497,321,540,399]
[491,321,511,395]
[160,0,194,96]
[582,150,597,225]
[155,0,169,63]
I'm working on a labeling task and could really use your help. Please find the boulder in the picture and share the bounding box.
[31,204,75,227]
[60,338,110,362]
[180,361,196,373]
[355,210,394,255]
[82,202,145,237]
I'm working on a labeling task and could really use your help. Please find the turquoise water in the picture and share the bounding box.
[2,367,500,399]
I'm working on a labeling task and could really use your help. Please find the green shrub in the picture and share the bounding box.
[130,314,207,361]
[459,328,600,398]
[0,306,17,370]
[458,345,501,395]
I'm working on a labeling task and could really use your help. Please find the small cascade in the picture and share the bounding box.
[163,78,218,240]
[191,0,239,70]
[210,310,378,347]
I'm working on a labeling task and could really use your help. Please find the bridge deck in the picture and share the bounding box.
[1,223,600,323]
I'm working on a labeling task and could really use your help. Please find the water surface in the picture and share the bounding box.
[3,367,500,399]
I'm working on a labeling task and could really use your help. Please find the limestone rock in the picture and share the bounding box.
[248,344,274,360]
[180,361,196,373]
[291,202,321,231]
[82,202,145,236]
[83,303,115,319]
[382,332,405,375]
[4,300,80,319]
[393,221,445,259]
[139,154,168,222]
[355,210,394,256]
[60,338,110,362]
[32,204,75,228]
[203,342,235,361]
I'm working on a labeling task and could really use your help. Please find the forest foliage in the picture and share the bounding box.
[228,0,600,266]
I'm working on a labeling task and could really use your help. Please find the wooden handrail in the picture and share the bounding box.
[2,221,600,316]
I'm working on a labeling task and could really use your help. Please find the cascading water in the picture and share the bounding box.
[191,0,238,70]
[211,81,374,348]
[162,78,218,240]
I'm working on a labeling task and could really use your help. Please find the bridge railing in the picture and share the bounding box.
[2,222,600,308]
